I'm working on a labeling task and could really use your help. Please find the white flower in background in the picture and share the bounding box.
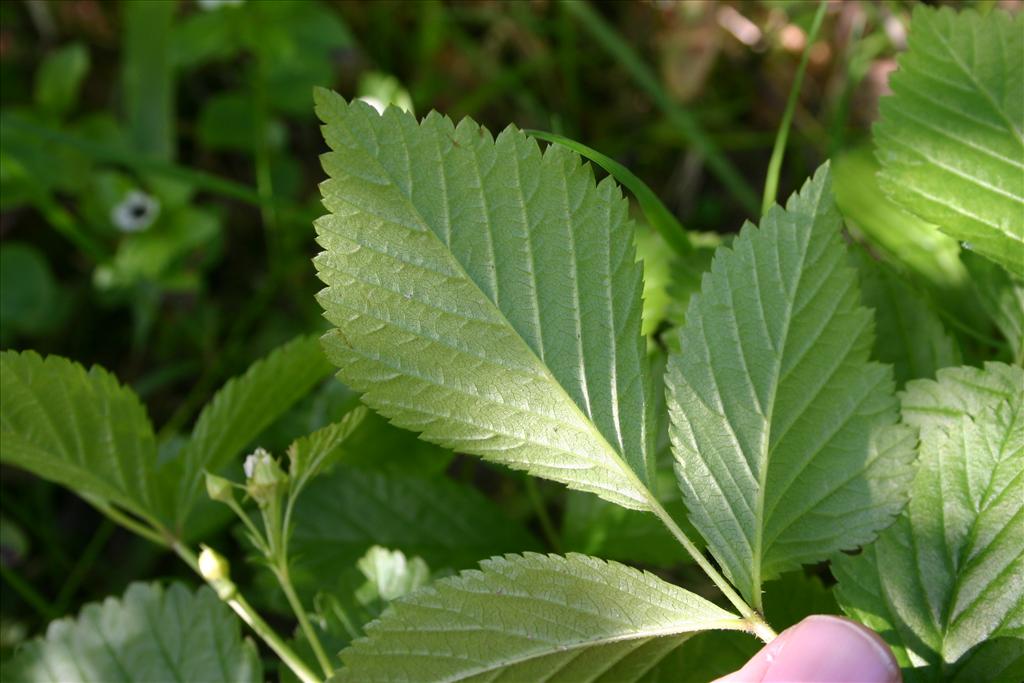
[197,0,245,10]
[111,190,160,233]
[358,96,387,114]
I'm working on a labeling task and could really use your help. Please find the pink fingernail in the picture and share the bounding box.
[761,615,901,683]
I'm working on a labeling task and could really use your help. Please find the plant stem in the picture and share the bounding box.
[90,500,168,547]
[524,477,562,553]
[173,543,322,683]
[229,591,322,683]
[646,498,777,642]
[0,564,58,620]
[82,509,323,683]
[276,563,335,678]
[54,518,115,614]
[761,1,829,216]
[564,0,759,214]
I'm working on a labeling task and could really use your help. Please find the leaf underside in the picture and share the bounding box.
[666,165,916,605]
[876,6,1024,279]
[834,363,1024,683]
[332,553,744,683]
[313,90,654,510]
[4,583,262,683]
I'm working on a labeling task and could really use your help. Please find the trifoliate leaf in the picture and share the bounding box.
[176,334,334,524]
[314,90,654,510]
[876,6,1024,278]
[4,582,261,683]
[331,553,746,682]
[0,351,175,526]
[666,165,917,608]
[834,363,1024,683]
[851,247,960,385]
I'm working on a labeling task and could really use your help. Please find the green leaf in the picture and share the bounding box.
[875,6,1024,279]
[665,165,917,607]
[0,351,174,526]
[287,406,368,500]
[4,582,261,683]
[834,363,1024,683]
[289,467,538,577]
[331,553,746,682]
[963,251,1024,365]
[177,334,334,525]
[851,247,961,386]
[34,43,90,119]
[314,91,655,510]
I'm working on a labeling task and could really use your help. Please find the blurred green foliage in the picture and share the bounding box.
[1,0,1010,675]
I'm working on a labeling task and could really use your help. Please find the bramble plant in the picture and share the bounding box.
[1,4,1021,683]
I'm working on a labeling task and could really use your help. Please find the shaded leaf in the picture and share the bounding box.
[4,583,261,683]
[834,363,1024,683]
[289,467,538,578]
[0,351,173,526]
[851,247,960,385]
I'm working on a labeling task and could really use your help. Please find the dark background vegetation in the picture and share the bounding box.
[0,0,999,668]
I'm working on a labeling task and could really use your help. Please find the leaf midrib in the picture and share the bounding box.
[749,191,823,606]
[328,108,653,507]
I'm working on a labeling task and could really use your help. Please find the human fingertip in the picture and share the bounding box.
[759,615,901,683]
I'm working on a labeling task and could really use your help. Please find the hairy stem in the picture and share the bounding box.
[761,1,829,216]
[276,563,335,678]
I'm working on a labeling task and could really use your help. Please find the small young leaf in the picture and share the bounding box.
[834,363,1024,683]
[666,165,916,607]
[851,247,960,385]
[0,351,174,526]
[176,334,334,523]
[314,91,655,510]
[332,553,746,682]
[4,582,262,683]
[287,406,368,499]
[876,6,1024,278]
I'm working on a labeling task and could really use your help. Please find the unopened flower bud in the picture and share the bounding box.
[205,472,235,503]
[243,447,288,506]
[198,545,231,582]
